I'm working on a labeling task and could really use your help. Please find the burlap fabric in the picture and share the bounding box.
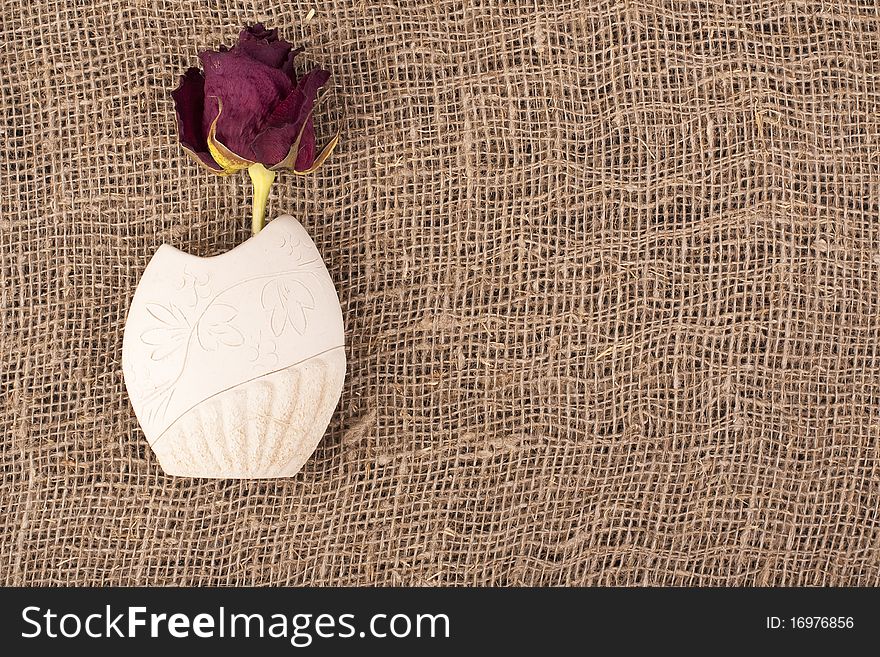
[2,0,880,586]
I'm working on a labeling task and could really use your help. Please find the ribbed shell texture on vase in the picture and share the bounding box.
[152,349,346,478]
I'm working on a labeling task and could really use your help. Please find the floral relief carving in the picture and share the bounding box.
[262,277,315,336]
[177,267,211,308]
[140,302,190,362]
[196,303,244,351]
[245,330,279,368]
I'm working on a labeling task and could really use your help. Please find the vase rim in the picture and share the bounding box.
[157,214,299,261]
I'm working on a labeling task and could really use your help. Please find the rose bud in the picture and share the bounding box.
[171,24,338,233]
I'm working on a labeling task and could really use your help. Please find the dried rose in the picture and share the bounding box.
[171,24,338,233]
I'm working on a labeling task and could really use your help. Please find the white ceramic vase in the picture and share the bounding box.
[122,215,345,478]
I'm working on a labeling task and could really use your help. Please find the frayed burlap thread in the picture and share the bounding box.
[2,0,880,585]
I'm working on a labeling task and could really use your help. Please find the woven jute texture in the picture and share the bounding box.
[3,0,880,586]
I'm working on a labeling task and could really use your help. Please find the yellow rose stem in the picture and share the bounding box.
[248,163,276,235]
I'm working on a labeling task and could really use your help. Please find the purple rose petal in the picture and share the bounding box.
[237,23,295,69]
[250,68,330,168]
[171,68,223,172]
[200,48,292,161]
